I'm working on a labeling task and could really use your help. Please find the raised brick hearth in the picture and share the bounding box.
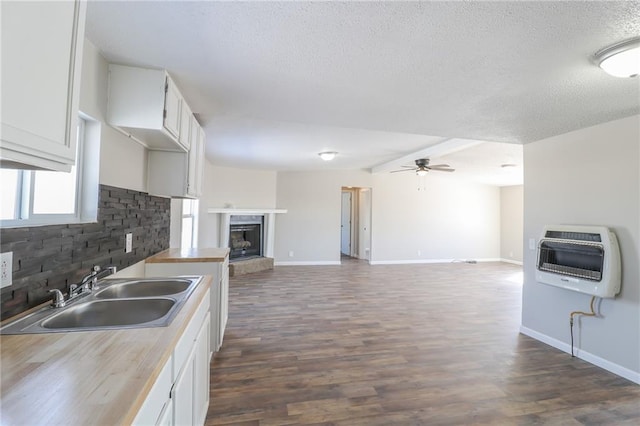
[229,257,274,277]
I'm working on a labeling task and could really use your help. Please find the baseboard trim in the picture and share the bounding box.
[519,326,640,384]
[275,261,341,266]
[500,258,523,266]
[370,258,501,265]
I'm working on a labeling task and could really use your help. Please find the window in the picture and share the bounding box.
[1,116,99,227]
[181,199,199,249]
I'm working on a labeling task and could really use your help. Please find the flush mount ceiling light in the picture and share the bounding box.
[318,151,337,161]
[595,37,640,78]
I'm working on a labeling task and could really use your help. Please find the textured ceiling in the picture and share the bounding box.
[86,1,639,182]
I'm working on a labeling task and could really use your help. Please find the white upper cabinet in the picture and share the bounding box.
[179,101,192,151]
[188,118,205,197]
[0,0,86,171]
[107,64,187,151]
[164,77,182,140]
[147,119,205,199]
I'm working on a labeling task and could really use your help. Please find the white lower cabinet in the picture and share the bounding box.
[193,313,211,425]
[133,355,173,425]
[173,345,195,426]
[218,257,230,349]
[157,399,173,426]
[133,288,210,426]
[174,313,210,426]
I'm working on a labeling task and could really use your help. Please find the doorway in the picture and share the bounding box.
[341,191,352,256]
[341,187,372,261]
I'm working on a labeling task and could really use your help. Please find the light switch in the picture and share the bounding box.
[126,233,133,253]
[1,252,13,288]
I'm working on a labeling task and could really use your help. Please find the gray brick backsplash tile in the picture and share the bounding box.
[0,184,170,320]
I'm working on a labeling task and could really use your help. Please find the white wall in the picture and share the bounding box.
[275,170,372,264]
[500,185,523,263]
[522,115,639,382]
[371,172,500,263]
[274,169,501,264]
[204,164,278,208]
[198,163,278,247]
[80,39,147,192]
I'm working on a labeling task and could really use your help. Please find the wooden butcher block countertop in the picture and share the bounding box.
[0,275,212,425]
[146,247,230,263]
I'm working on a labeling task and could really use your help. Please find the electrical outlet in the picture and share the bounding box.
[529,238,536,250]
[417,250,421,256]
[1,252,13,288]
[125,233,133,253]
[288,251,294,257]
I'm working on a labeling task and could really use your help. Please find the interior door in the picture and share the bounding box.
[341,192,351,256]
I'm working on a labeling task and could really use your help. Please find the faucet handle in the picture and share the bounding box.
[48,289,66,308]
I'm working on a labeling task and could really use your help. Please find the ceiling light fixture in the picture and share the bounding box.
[595,37,640,78]
[318,151,337,161]
[416,169,428,177]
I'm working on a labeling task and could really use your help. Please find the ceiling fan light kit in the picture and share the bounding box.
[595,37,640,78]
[390,158,455,175]
[318,151,338,161]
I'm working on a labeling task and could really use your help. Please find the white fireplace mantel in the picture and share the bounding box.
[207,208,287,258]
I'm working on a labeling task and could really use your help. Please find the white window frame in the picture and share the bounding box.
[181,199,199,249]
[0,115,99,228]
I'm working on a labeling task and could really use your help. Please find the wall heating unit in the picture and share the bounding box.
[536,225,621,298]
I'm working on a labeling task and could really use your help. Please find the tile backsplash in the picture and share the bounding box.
[0,185,170,320]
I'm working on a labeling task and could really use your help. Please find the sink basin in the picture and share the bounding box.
[41,298,175,329]
[0,276,202,334]
[95,279,193,299]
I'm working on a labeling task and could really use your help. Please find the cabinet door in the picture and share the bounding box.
[173,351,195,426]
[132,356,173,426]
[187,121,201,197]
[179,102,192,151]
[221,259,230,334]
[164,76,182,139]
[193,313,211,425]
[195,127,206,196]
[156,400,173,426]
[1,0,86,171]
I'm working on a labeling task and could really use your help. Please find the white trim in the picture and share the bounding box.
[208,208,287,214]
[275,261,341,266]
[519,326,640,384]
[369,258,501,265]
[501,258,523,266]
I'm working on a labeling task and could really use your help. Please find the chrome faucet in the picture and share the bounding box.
[69,265,118,298]
[48,289,66,308]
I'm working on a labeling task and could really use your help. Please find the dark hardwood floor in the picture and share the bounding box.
[206,260,640,425]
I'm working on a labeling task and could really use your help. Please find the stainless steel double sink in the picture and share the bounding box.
[0,277,201,334]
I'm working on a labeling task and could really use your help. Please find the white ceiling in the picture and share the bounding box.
[85,1,639,185]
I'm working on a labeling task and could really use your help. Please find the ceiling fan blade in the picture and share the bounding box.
[399,165,415,168]
[390,169,416,173]
[431,168,455,172]
[428,164,450,168]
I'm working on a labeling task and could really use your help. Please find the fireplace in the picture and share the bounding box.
[209,207,287,260]
[229,215,263,261]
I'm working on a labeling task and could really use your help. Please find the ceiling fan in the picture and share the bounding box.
[390,158,455,176]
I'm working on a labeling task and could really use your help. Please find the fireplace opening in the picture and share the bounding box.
[229,215,263,261]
